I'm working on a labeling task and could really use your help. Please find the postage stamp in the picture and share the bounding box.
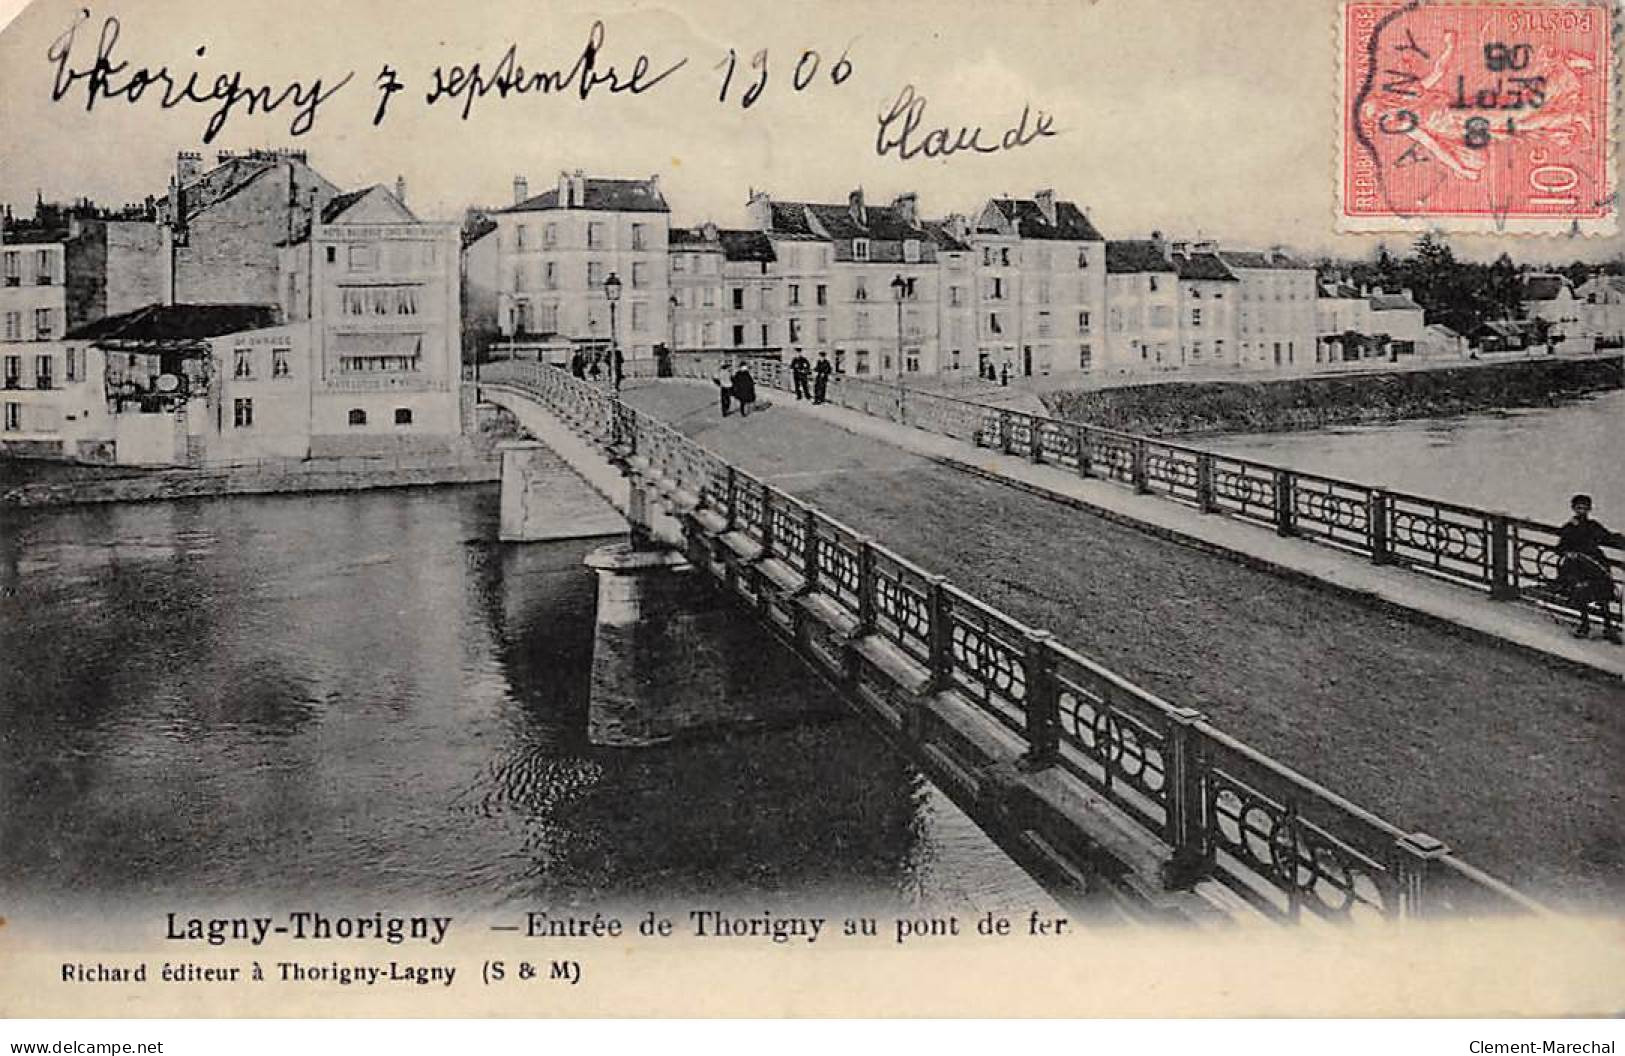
[1340,2,1616,233]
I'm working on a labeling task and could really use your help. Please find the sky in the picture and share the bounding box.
[0,0,1620,263]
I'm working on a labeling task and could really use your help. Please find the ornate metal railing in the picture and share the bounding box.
[482,360,1542,923]
[659,359,1621,629]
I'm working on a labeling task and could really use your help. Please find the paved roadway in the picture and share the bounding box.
[618,378,1624,913]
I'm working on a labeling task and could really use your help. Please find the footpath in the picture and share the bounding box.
[620,379,1623,910]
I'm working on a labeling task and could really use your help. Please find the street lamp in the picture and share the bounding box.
[604,270,622,390]
[891,273,908,414]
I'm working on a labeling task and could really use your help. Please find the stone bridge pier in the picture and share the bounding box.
[488,388,836,747]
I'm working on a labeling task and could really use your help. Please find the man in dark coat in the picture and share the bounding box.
[812,350,832,405]
[569,350,586,379]
[789,349,812,401]
[1555,493,1623,642]
[732,361,758,418]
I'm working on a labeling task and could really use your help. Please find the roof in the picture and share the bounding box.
[1520,274,1569,301]
[718,229,775,263]
[668,228,721,249]
[766,201,819,236]
[921,221,970,252]
[1106,240,1176,274]
[1474,319,1536,338]
[66,303,281,344]
[804,202,923,241]
[1218,249,1314,270]
[1370,293,1422,312]
[1172,252,1237,281]
[1319,281,1363,299]
[321,187,373,222]
[987,197,1104,241]
[503,178,669,214]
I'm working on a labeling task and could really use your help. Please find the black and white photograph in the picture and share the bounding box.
[0,0,1621,1031]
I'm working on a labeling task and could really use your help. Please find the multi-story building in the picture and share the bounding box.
[493,172,671,364]
[0,232,68,453]
[1367,289,1427,356]
[1521,274,1582,341]
[925,219,975,376]
[1170,242,1239,371]
[159,149,340,306]
[668,225,726,353]
[746,194,836,361]
[1218,249,1317,370]
[967,191,1106,378]
[280,184,463,453]
[1315,281,1373,364]
[1104,239,1179,373]
[667,225,783,358]
[749,189,945,377]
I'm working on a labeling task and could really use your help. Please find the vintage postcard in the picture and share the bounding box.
[0,0,1622,1026]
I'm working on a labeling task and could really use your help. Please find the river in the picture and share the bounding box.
[1207,390,1624,522]
[0,485,1055,916]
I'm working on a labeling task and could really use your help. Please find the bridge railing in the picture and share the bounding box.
[658,358,1621,628]
[482,359,1546,923]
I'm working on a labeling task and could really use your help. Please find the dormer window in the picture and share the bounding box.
[903,239,920,264]
[853,238,870,262]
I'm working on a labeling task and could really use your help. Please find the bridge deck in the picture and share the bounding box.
[616,379,1623,912]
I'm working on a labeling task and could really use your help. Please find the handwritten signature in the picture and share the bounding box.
[875,84,1057,161]
[47,9,353,144]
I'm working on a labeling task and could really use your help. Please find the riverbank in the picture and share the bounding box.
[1038,354,1622,436]
[0,456,498,508]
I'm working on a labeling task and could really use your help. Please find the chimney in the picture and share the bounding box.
[701,220,719,241]
[394,175,407,206]
[176,151,203,186]
[1150,230,1166,255]
[571,169,586,208]
[848,187,865,226]
[1033,188,1056,224]
[513,175,529,207]
[892,192,919,228]
[746,189,772,232]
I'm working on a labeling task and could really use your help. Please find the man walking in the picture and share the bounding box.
[789,348,812,401]
[713,358,734,417]
[612,347,625,392]
[732,360,758,418]
[812,350,832,405]
[1555,493,1623,642]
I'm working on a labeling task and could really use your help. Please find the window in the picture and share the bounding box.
[1215,339,1225,360]
[3,402,17,430]
[587,261,603,288]
[816,285,827,307]
[3,312,18,340]
[759,286,773,310]
[702,286,715,307]
[732,288,745,311]
[982,247,994,267]
[348,408,367,426]
[348,244,376,271]
[587,222,604,247]
[33,309,53,340]
[631,302,646,332]
[234,398,254,428]
[543,223,557,248]
[325,246,337,264]
[35,354,52,389]
[1079,343,1093,371]
[632,262,647,288]
[906,353,920,372]
[631,223,646,250]
[702,322,716,346]
[788,318,801,342]
[1037,312,1052,337]
[855,350,871,374]
[515,225,529,250]
[341,287,419,316]
[545,262,558,289]
[989,313,1003,335]
[855,312,870,336]
[1108,306,1124,333]
[904,239,920,263]
[999,248,1011,267]
[789,284,800,306]
[854,277,868,302]
[853,238,870,261]
[672,255,687,274]
[3,252,18,285]
[949,285,962,307]
[1037,280,1051,305]
[35,250,52,285]
[760,323,770,346]
[816,318,827,342]
[1191,341,1204,361]
[1078,248,1091,268]
[273,350,290,378]
[234,351,253,379]
[394,408,413,425]
[990,277,1005,301]
[1191,307,1202,327]
[732,324,745,347]
[539,303,559,333]
[1078,310,1092,333]
[65,348,78,382]
[5,355,20,388]
[1148,275,1160,293]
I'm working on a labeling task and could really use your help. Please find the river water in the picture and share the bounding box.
[0,486,1055,915]
[1207,390,1624,523]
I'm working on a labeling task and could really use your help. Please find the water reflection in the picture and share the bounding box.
[0,486,1053,913]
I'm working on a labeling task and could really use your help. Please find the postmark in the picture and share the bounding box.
[1340,2,1615,233]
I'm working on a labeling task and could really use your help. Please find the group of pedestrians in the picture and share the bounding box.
[712,359,759,417]
[569,348,625,392]
[787,349,833,404]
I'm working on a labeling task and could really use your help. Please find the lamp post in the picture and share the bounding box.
[604,270,622,390]
[890,273,908,415]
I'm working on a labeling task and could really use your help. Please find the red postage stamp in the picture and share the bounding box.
[1341,2,1615,233]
